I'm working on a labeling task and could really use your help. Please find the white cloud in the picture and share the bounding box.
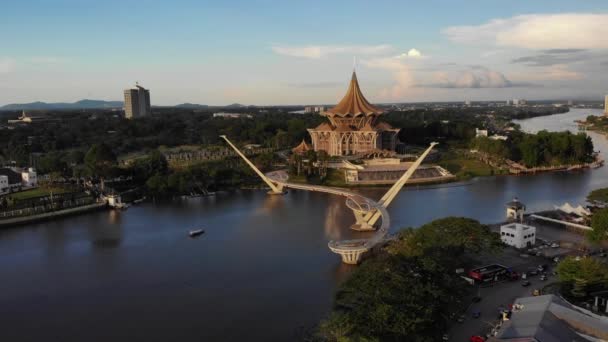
[443,13,608,49]
[363,57,417,100]
[512,64,584,82]
[0,57,16,73]
[271,44,393,59]
[421,67,533,88]
[397,48,423,58]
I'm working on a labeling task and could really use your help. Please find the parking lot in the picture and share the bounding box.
[447,246,561,341]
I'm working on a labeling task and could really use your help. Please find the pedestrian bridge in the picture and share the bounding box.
[220,135,437,264]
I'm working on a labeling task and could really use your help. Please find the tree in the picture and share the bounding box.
[38,152,67,174]
[146,174,168,195]
[84,143,116,177]
[587,208,608,244]
[556,256,608,298]
[588,187,608,204]
[318,217,502,341]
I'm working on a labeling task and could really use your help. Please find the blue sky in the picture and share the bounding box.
[1,0,607,105]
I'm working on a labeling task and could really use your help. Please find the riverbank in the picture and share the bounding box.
[0,201,107,228]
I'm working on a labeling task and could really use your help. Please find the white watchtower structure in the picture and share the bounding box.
[506,197,526,222]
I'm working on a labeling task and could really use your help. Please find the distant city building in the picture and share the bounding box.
[307,71,399,156]
[0,167,37,190]
[304,106,326,114]
[568,100,574,106]
[0,175,8,194]
[212,112,253,119]
[512,99,527,106]
[123,83,151,119]
[605,94,608,115]
[500,222,536,248]
[464,100,471,106]
[7,111,53,124]
[475,128,488,137]
[21,167,37,187]
[489,134,508,141]
[506,99,512,106]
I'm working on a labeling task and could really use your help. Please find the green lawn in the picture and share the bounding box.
[588,187,608,203]
[438,151,502,180]
[9,187,70,200]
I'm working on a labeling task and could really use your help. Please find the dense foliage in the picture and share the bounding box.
[0,109,324,167]
[588,187,608,203]
[588,208,608,244]
[557,256,608,298]
[471,130,594,167]
[317,217,501,341]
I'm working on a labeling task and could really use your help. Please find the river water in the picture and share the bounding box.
[0,108,606,341]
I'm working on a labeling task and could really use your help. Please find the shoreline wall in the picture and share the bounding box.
[0,202,107,228]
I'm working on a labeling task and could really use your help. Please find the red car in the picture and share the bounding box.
[470,336,485,342]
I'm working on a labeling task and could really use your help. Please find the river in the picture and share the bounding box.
[0,108,605,341]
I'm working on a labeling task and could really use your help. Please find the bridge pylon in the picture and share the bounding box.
[220,135,285,195]
[350,142,438,230]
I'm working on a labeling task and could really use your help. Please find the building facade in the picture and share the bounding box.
[21,168,37,187]
[500,223,536,249]
[124,83,151,119]
[0,175,8,194]
[307,72,399,156]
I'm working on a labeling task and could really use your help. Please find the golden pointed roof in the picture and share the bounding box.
[325,72,384,117]
[292,139,311,154]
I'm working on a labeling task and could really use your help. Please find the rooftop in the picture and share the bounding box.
[324,72,384,117]
[491,295,608,341]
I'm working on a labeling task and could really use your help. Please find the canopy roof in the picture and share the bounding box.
[325,72,384,117]
[292,139,311,154]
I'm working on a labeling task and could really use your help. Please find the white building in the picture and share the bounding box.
[0,175,8,194]
[21,168,37,187]
[475,128,488,137]
[506,197,526,222]
[513,99,527,107]
[213,112,252,119]
[489,134,508,141]
[500,222,536,248]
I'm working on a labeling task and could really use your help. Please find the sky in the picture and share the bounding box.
[1,0,607,106]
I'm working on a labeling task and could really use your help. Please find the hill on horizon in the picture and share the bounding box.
[0,99,124,111]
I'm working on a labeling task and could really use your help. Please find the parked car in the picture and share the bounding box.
[551,243,560,248]
[522,280,531,287]
[472,296,482,303]
[470,335,485,342]
[540,274,547,281]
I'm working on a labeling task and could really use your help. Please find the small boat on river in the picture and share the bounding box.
[189,229,205,238]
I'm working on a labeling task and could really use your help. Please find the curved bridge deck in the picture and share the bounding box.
[266,171,390,264]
